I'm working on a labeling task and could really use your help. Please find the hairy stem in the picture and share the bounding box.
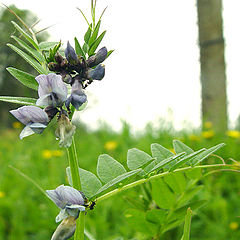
[67,137,85,240]
[96,164,229,203]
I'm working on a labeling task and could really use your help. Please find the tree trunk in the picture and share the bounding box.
[197,0,228,133]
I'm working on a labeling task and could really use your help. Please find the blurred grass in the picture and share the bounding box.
[1,120,240,239]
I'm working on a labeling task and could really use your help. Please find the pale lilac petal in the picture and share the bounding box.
[19,106,49,124]
[10,106,48,125]
[57,185,84,206]
[55,209,69,223]
[46,188,66,209]
[36,74,54,97]
[10,109,29,125]
[66,205,85,211]
[36,73,68,106]
[19,126,34,139]
[36,94,52,107]
[29,122,47,134]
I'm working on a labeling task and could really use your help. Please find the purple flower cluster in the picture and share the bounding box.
[10,42,108,146]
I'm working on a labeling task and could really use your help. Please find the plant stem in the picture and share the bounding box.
[67,137,85,240]
[96,164,229,203]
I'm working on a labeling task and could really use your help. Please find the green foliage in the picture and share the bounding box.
[181,208,192,240]
[1,124,240,240]
[0,96,37,106]
[6,67,38,91]
[43,41,61,63]
[97,154,126,183]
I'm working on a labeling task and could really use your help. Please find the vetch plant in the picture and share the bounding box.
[1,2,238,240]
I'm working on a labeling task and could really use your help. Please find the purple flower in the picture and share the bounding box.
[46,185,86,222]
[10,106,49,139]
[36,73,68,107]
[87,64,105,80]
[87,47,108,67]
[65,41,78,65]
[65,80,87,110]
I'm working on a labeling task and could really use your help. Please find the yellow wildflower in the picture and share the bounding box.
[52,150,64,157]
[204,121,213,129]
[202,130,215,139]
[229,222,239,230]
[12,121,22,129]
[189,134,200,141]
[0,191,5,198]
[42,150,52,159]
[226,130,240,139]
[104,141,118,151]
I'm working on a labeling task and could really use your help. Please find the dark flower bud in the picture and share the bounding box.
[87,64,105,80]
[65,80,87,110]
[86,47,107,68]
[48,62,59,72]
[64,41,78,65]
[60,58,68,69]
[44,106,59,121]
[55,52,64,64]
[61,74,73,84]
[95,47,107,65]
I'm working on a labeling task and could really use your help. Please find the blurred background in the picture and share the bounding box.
[1,0,240,239]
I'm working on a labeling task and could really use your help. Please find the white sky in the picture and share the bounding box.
[2,0,240,131]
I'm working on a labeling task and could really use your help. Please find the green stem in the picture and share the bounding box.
[67,137,85,240]
[96,164,229,203]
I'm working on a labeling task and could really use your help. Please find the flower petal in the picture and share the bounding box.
[10,106,49,125]
[88,64,105,80]
[19,125,35,139]
[55,209,69,223]
[29,122,47,134]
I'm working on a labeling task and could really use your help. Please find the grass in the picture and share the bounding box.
[1,120,240,239]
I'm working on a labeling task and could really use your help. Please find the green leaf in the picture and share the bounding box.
[151,143,174,163]
[146,209,167,224]
[88,30,106,56]
[177,186,204,208]
[11,36,44,63]
[127,148,153,170]
[164,172,187,194]
[74,37,86,59]
[84,25,92,44]
[185,168,202,180]
[173,140,194,154]
[125,209,158,236]
[7,44,47,74]
[88,20,101,47]
[95,169,141,196]
[148,153,186,173]
[169,149,206,171]
[181,208,192,240]
[162,219,184,234]
[0,96,37,106]
[168,200,207,222]
[11,21,39,50]
[152,178,176,209]
[82,43,88,54]
[6,67,38,91]
[66,167,102,199]
[39,41,60,51]
[97,154,126,183]
[106,50,114,59]
[192,143,225,166]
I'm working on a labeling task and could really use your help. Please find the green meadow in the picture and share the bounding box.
[1,120,240,240]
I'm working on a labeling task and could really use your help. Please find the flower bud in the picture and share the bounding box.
[87,64,105,80]
[55,52,64,64]
[51,216,76,240]
[64,41,78,65]
[55,112,76,148]
[86,47,107,68]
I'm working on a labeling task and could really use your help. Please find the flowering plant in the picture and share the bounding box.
[0,2,237,240]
